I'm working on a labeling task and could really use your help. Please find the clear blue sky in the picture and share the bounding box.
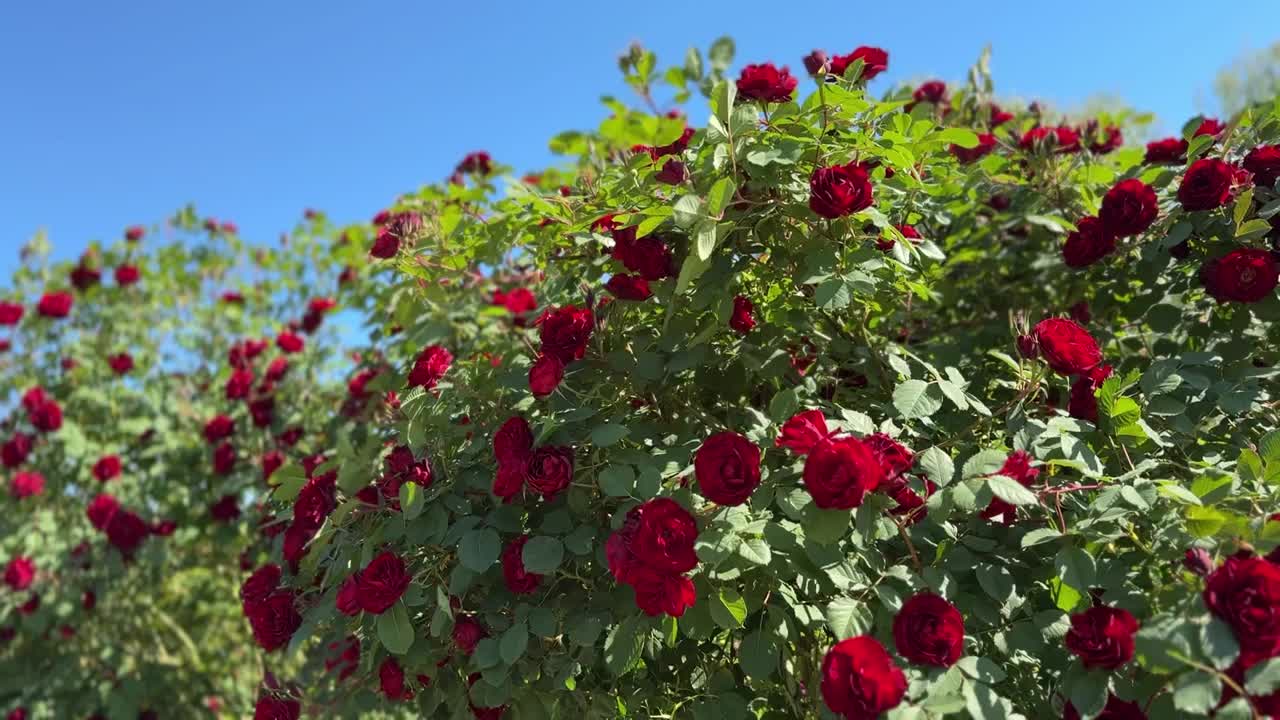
[2,1,1277,276]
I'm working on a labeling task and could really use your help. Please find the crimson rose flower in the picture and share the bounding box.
[1033,318,1101,375]
[1061,216,1116,268]
[246,590,302,652]
[654,159,686,185]
[830,46,888,80]
[1089,126,1123,154]
[979,450,1041,524]
[802,50,828,75]
[1203,555,1280,660]
[625,498,699,574]
[729,295,756,334]
[1065,605,1139,669]
[1194,117,1224,137]
[630,566,696,617]
[276,332,303,354]
[528,353,564,398]
[241,564,282,607]
[776,409,831,455]
[378,657,412,700]
[613,234,674,280]
[863,433,914,482]
[910,80,948,109]
[893,593,965,667]
[820,636,907,719]
[525,445,573,500]
[1,433,32,468]
[204,415,235,443]
[335,573,362,616]
[87,493,119,530]
[210,494,240,521]
[10,471,43,499]
[1200,248,1279,304]
[213,442,237,474]
[452,614,487,655]
[1144,137,1188,164]
[37,292,72,318]
[226,368,254,399]
[254,694,300,720]
[0,301,23,325]
[537,305,594,363]
[501,535,543,594]
[1243,144,1280,188]
[92,455,121,482]
[1020,126,1080,153]
[354,551,410,614]
[1068,364,1113,423]
[735,63,797,103]
[950,133,997,164]
[1178,158,1240,211]
[809,163,874,219]
[114,265,140,286]
[694,431,761,506]
[4,557,35,591]
[605,274,652,301]
[105,509,149,554]
[369,228,399,258]
[803,436,885,509]
[1099,179,1158,237]
[408,344,453,389]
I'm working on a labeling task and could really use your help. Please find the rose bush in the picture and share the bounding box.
[4,34,1280,720]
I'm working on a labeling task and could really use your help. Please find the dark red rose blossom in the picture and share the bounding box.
[501,535,543,594]
[226,368,254,400]
[379,657,412,701]
[950,133,998,164]
[213,442,236,475]
[92,455,122,483]
[151,519,177,536]
[37,292,73,318]
[1144,137,1188,164]
[616,498,699,578]
[893,593,965,667]
[605,273,652,301]
[809,162,874,219]
[124,225,145,242]
[1061,217,1117,268]
[87,493,119,530]
[1178,158,1241,211]
[830,46,889,80]
[694,431,761,506]
[0,301,23,325]
[1200,249,1278,304]
[1068,364,1114,423]
[1244,144,1280,188]
[1033,318,1101,375]
[1184,548,1214,576]
[526,445,574,500]
[70,263,101,290]
[1099,179,1158,237]
[629,566,696,617]
[4,557,35,591]
[254,693,301,720]
[537,305,595,363]
[1088,125,1123,154]
[654,159,687,185]
[335,573,362,616]
[528,353,565,398]
[776,410,831,455]
[370,228,399,258]
[354,551,411,614]
[114,265,140,286]
[210,494,241,522]
[1203,555,1280,659]
[736,63,797,103]
[1063,695,1148,720]
[1193,117,1224,138]
[1020,126,1080,153]
[105,352,134,375]
[803,436,885,509]
[979,450,1042,525]
[241,564,282,607]
[729,295,756,334]
[803,49,828,75]
[10,471,43,499]
[452,614,488,655]
[246,590,302,652]
[275,332,303,354]
[22,388,62,433]
[407,344,453,389]
[1065,605,1139,670]
[863,433,914,483]
[820,636,907,719]
[613,233,675,281]
[2,433,33,468]
[877,223,921,252]
[105,509,149,555]
[910,80,948,109]
[456,151,493,176]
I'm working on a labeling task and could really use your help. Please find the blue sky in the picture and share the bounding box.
[1,1,1277,276]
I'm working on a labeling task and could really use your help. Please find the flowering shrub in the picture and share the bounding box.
[6,36,1280,720]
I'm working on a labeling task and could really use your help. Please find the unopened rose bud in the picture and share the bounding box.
[1016,334,1038,359]
[1183,548,1213,576]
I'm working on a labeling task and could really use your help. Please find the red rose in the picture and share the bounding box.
[776,410,831,455]
[114,265,140,286]
[1201,248,1279,304]
[1089,126,1123,154]
[809,163,874,219]
[1144,137,1188,164]
[379,657,412,700]
[210,494,241,521]
[355,551,410,614]
[275,332,303,354]
[803,436,885,509]
[92,455,122,482]
[910,80,948,109]
[820,636,907,719]
[124,225,145,241]
[37,292,73,318]
[4,557,35,591]
[1194,117,1224,138]
[408,344,453,389]
[729,295,756,334]
[452,614,488,655]
[830,46,888,80]
[2,433,32,468]
[1099,179,1158,237]
[87,493,119,530]
[501,535,543,594]
[979,450,1041,524]
[951,133,998,164]
[493,416,534,467]
[1065,605,1139,670]
[105,509,149,554]
[241,564,282,607]
[1244,144,1280,188]
[605,274,652,301]
[613,234,674,280]
[893,593,965,667]
[1033,318,1101,376]
[694,431,761,506]
[1061,216,1117,268]
[0,301,23,325]
[205,415,235,444]
[456,151,493,175]
[1063,695,1148,720]
[1019,126,1080,153]
[213,442,237,475]
[610,498,698,579]
[1068,364,1113,423]
[246,590,302,652]
[537,305,595,363]
[226,368,254,399]
[528,354,564,398]
[370,228,399,258]
[70,263,101,290]
[382,445,433,489]
[249,397,275,427]
[253,694,300,720]
[735,63,797,103]
[1178,158,1240,211]
[1203,555,1280,660]
[802,49,828,75]
[629,566,696,617]
[10,471,43,499]
[526,445,574,500]
[655,159,687,185]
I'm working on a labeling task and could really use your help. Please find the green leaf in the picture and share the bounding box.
[521,536,564,575]
[739,630,777,680]
[804,503,851,544]
[693,220,717,261]
[1246,657,1280,695]
[399,482,424,520]
[1259,430,1280,464]
[710,588,747,629]
[825,597,871,640]
[604,617,644,676]
[1185,506,1227,537]
[893,379,943,419]
[987,475,1039,506]
[500,621,529,665]
[591,423,629,447]
[598,465,636,497]
[937,128,980,148]
[1021,528,1062,548]
[376,602,415,655]
[962,449,1007,479]
[917,447,955,487]
[737,538,771,565]
[1173,671,1222,714]
[1054,546,1096,591]
[271,462,307,501]
[459,529,501,572]
[1200,618,1240,669]
[706,177,737,217]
